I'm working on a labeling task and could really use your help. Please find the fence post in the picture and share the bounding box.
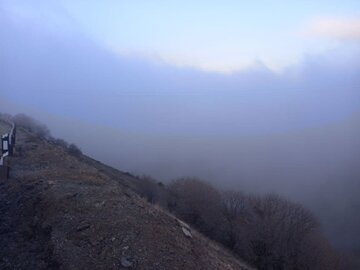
[2,133,9,155]
[0,152,9,180]
[0,122,16,180]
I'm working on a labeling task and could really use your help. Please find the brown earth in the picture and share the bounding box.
[0,120,253,270]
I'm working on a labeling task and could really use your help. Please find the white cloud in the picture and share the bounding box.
[304,17,360,41]
[109,46,294,75]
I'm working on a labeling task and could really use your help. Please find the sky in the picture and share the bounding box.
[0,0,359,144]
[1,0,360,72]
[1,0,360,250]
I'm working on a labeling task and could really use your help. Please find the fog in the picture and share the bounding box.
[1,1,360,254]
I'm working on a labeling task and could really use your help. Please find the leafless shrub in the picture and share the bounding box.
[138,175,169,208]
[221,191,248,248]
[13,113,52,140]
[168,178,224,239]
[0,112,13,122]
[231,193,335,270]
[67,143,82,156]
[155,178,339,270]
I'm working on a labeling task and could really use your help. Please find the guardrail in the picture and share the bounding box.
[0,121,16,180]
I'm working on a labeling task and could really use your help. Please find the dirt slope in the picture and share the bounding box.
[0,121,253,270]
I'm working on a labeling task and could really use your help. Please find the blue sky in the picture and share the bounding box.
[2,0,360,72]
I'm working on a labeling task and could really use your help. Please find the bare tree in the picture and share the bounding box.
[221,191,248,248]
[168,178,224,239]
[231,193,329,270]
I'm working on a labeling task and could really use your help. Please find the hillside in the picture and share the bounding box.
[0,120,253,270]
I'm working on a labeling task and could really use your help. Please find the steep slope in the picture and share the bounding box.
[0,121,253,270]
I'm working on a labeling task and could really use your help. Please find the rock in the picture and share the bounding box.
[177,219,190,230]
[76,223,90,232]
[89,238,100,246]
[177,219,192,238]
[121,256,133,268]
[95,200,105,208]
[181,227,192,238]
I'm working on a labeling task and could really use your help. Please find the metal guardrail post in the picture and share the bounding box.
[0,121,16,180]
[2,133,9,155]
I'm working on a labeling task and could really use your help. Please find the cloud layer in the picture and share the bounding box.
[305,17,360,41]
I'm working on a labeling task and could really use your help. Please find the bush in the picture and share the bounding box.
[221,191,248,248]
[68,143,82,156]
[168,178,224,239]
[138,176,169,208]
[233,194,320,269]
[0,113,13,122]
[13,113,52,140]
[53,138,69,149]
[154,178,339,270]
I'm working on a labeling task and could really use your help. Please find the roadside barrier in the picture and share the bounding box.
[0,121,16,180]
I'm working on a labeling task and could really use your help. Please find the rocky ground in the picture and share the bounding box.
[0,120,253,270]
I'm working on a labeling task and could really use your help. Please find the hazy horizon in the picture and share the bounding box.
[1,0,360,254]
